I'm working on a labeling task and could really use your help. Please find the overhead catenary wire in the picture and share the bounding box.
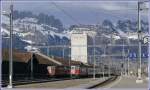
[50,1,148,26]
[82,2,148,22]
[94,9,138,20]
[51,1,81,25]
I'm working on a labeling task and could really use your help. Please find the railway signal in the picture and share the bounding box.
[143,36,150,44]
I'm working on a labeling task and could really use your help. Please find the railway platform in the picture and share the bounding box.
[4,77,109,88]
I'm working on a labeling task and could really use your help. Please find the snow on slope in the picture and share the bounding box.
[49,30,70,39]
[1,27,9,35]
[113,35,121,40]
[14,16,69,39]
[115,28,127,38]
[17,32,34,37]
[19,17,38,23]
[1,15,9,24]
[127,33,138,40]
[21,39,35,44]
[24,45,39,52]
[102,33,120,40]
[1,15,69,45]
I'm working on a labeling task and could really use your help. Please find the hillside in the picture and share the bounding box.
[2,13,70,51]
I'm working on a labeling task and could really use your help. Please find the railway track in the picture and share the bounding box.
[87,76,118,89]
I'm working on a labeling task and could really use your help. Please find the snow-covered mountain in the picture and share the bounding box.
[1,12,149,54]
[69,19,148,46]
[1,15,70,51]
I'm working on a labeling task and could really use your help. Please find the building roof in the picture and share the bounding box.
[2,49,61,65]
[2,49,32,63]
[53,57,90,66]
[35,53,62,65]
[2,49,90,66]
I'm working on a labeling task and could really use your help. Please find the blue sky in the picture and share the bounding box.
[1,0,149,27]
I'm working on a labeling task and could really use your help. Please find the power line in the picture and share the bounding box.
[51,1,81,25]
[50,1,148,26]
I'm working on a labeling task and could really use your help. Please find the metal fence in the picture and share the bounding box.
[34,43,148,77]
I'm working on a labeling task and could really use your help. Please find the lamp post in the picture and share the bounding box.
[6,3,13,88]
[127,30,130,76]
[30,52,33,80]
[127,49,130,76]
[103,45,106,79]
[69,54,72,79]
[109,32,114,77]
[123,38,127,76]
[62,46,65,59]
[93,36,96,79]
[47,47,49,56]
[136,1,143,83]
[136,1,149,82]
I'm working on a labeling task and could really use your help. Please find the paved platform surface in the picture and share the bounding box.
[14,78,95,88]
[5,76,147,89]
[65,77,110,89]
[2,78,70,87]
[98,76,148,89]
[13,77,111,88]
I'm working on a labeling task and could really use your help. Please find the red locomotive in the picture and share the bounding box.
[46,57,117,78]
[47,65,94,78]
[47,66,70,77]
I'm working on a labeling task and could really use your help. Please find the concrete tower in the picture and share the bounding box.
[71,28,96,64]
